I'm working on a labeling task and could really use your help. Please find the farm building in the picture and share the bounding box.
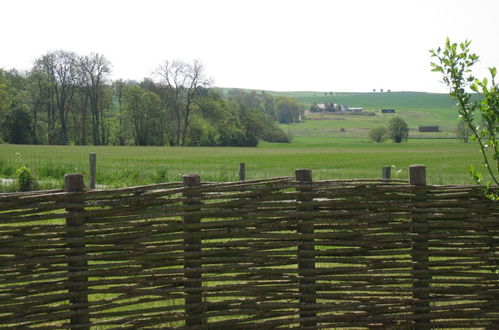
[316,103,326,110]
[381,109,396,113]
[349,107,363,112]
[419,126,440,132]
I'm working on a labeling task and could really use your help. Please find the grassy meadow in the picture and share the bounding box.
[0,139,484,189]
[0,91,487,189]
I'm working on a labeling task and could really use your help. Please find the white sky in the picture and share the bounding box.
[1,0,498,92]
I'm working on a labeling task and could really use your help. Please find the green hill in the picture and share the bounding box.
[269,91,457,110]
[217,88,457,110]
[216,88,471,140]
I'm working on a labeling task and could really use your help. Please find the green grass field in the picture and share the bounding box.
[0,138,485,189]
[0,91,488,189]
[288,110,457,139]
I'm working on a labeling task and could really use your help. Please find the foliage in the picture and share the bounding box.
[275,97,303,124]
[387,117,408,143]
[0,53,294,148]
[221,90,291,144]
[431,38,499,194]
[123,85,164,146]
[368,126,387,143]
[154,60,211,146]
[0,70,33,144]
[227,89,277,120]
[13,153,38,191]
[16,166,38,191]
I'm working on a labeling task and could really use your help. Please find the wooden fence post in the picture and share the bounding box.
[409,165,430,330]
[239,163,246,181]
[182,174,203,326]
[382,166,391,180]
[64,174,89,330]
[89,153,96,189]
[295,169,316,327]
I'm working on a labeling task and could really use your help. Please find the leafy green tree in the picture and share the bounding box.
[431,38,499,192]
[369,126,387,143]
[275,97,302,124]
[3,93,33,144]
[0,70,33,144]
[0,71,11,131]
[387,117,408,143]
[111,79,127,145]
[123,85,163,146]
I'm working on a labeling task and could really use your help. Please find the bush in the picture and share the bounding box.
[369,126,387,143]
[16,166,38,191]
[261,128,291,143]
[387,117,409,143]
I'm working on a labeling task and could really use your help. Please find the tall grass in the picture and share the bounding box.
[0,138,486,189]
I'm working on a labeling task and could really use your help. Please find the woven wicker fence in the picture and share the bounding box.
[1,166,498,329]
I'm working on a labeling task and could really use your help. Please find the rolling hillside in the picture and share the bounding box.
[218,88,458,110]
[218,88,464,137]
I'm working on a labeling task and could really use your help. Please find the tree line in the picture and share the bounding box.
[0,50,302,147]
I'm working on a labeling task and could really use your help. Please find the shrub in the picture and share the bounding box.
[16,166,38,191]
[369,126,387,143]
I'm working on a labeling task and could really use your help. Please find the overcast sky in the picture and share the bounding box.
[1,0,498,93]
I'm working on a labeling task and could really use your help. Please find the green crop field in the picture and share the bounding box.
[0,139,485,189]
[0,91,488,190]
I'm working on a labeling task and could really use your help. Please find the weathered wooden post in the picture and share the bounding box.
[182,174,203,326]
[295,169,316,327]
[89,153,96,189]
[382,166,391,180]
[64,174,89,329]
[409,165,430,330]
[239,163,246,181]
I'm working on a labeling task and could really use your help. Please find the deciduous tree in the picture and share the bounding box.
[369,126,387,143]
[79,53,111,145]
[35,50,80,145]
[275,97,302,124]
[155,60,211,146]
[387,117,408,143]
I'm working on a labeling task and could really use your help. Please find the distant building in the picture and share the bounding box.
[381,109,396,113]
[419,126,440,132]
[316,103,326,110]
[339,104,348,112]
[349,107,363,112]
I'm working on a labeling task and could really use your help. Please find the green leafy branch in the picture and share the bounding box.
[431,38,499,196]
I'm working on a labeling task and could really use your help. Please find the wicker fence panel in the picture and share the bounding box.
[0,177,498,329]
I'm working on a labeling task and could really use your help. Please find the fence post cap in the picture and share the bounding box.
[409,165,426,186]
[64,174,85,192]
[182,174,201,186]
[295,169,312,182]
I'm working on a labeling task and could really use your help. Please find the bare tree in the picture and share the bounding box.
[155,60,210,146]
[35,50,79,145]
[79,53,111,145]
